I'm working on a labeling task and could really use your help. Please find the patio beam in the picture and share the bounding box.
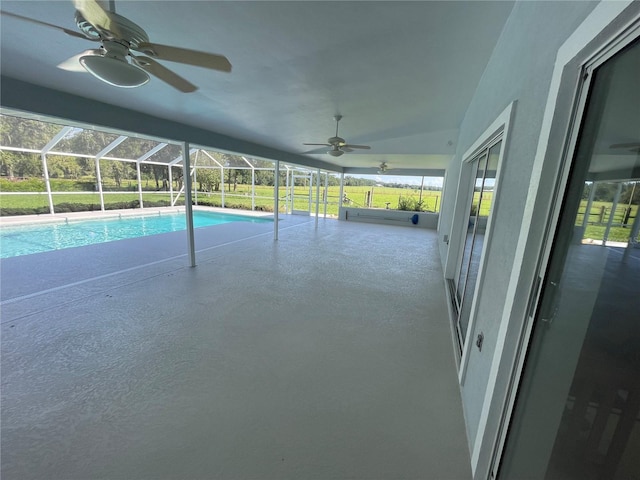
[274,160,280,241]
[94,135,127,212]
[41,125,74,214]
[182,142,196,267]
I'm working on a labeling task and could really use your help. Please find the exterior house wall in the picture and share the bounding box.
[438,0,598,452]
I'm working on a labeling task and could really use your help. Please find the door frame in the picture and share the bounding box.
[444,103,513,360]
[470,4,640,479]
[456,104,513,383]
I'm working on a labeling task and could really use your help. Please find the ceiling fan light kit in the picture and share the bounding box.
[0,0,232,92]
[79,41,150,87]
[303,114,371,157]
[80,54,149,87]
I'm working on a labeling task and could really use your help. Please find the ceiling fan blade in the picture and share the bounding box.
[303,143,332,146]
[134,42,232,72]
[73,0,122,38]
[343,144,371,150]
[131,55,197,93]
[0,10,95,40]
[341,147,354,153]
[57,49,102,71]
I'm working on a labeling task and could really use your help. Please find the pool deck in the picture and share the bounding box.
[1,216,471,480]
[0,209,306,306]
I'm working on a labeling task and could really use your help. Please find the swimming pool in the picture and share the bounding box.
[0,211,271,259]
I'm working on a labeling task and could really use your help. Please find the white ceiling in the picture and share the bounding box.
[0,1,515,174]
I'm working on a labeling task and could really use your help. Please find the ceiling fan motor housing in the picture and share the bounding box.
[75,10,149,46]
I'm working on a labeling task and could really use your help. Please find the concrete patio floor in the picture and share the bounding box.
[1,215,470,479]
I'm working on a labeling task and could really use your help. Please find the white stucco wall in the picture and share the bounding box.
[437,0,599,452]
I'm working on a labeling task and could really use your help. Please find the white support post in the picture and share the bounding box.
[252,168,256,211]
[134,143,169,209]
[241,156,256,211]
[193,150,199,206]
[339,172,345,215]
[285,166,290,214]
[40,125,73,215]
[136,161,144,208]
[315,168,321,227]
[323,172,329,218]
[603,182,623,245]
[581,181,597,228]
[169,166,174,204]
[627,199,640,249]
[182,142,196,267]
[308,172,313,214]
[221,165,225,208]
[193,167,198,205]
[94,135,127,213]
[274,160,280,240]
[41,153,55,214]
[95,158,105,211]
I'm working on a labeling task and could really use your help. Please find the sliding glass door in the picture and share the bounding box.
[499,37,639,480]
[453,138,502,348]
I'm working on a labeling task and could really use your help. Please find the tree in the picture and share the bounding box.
[48,157,83,179]
[110,161,126,188]
[197,169,220,192]
[12,153,43,177]
[620,182,640,205]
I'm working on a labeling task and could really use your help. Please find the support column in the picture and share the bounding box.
[308,171,312,214]
[251,168,256,211]
[323,172,329,218]
[603,182,622,245]
[581,181,597,228]
[182,142,196,267]
[627,200,640,249]
[315,168,321,228]
[39,125,73,215]
[169,166,174,204]
[95,158,105,211]
[94,136,127,213]
[339,172,345,217]
[221,165,225,208]
[136,161,144,208]
[41,153,55,214]
[285,167,290,214]
[274,160,280,240]
[193,160,198,206]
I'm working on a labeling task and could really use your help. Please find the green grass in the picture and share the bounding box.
[0,192,183,215]
[583,225,637,243]
[576,200,638,242]
[0,184,441,216]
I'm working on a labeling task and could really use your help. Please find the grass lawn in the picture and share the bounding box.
[0,184,443,216]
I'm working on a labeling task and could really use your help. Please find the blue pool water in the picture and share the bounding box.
[0,211,271,259]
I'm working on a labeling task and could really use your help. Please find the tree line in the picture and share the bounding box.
[1,114,439,192]
[582,181,640,205]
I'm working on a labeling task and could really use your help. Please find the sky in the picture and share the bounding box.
[351,174,444,187]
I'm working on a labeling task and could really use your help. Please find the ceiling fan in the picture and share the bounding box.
[377,162,388,174]
[0,0,231,92]
[303,115,371,157]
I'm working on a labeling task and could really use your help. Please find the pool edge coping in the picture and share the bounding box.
[0,206,274,227]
